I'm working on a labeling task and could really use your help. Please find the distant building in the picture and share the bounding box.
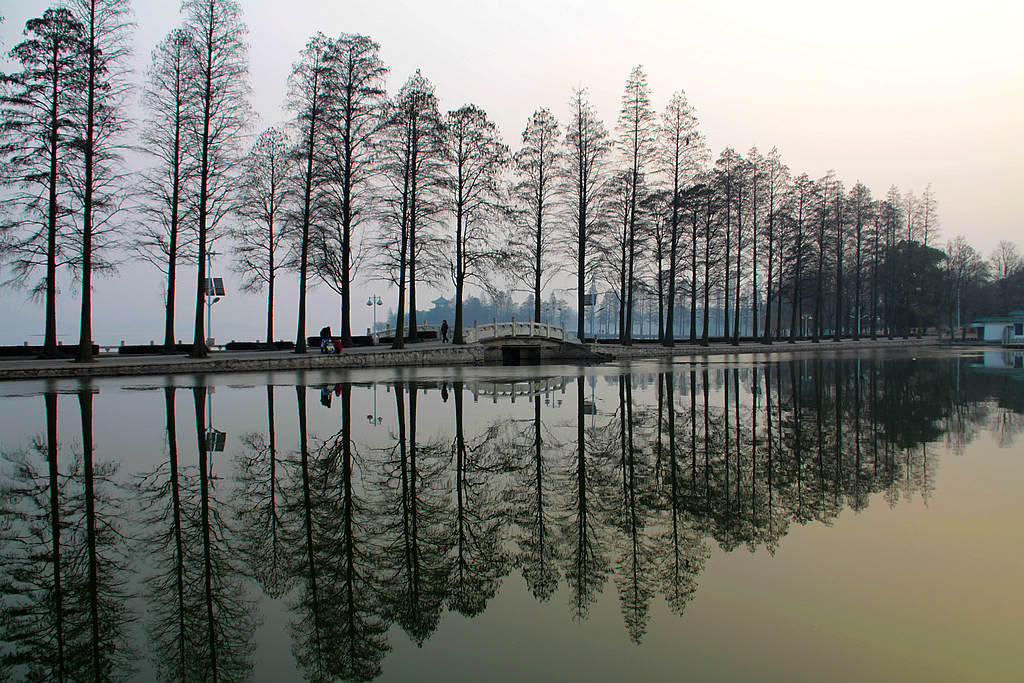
[969,311,1024,344]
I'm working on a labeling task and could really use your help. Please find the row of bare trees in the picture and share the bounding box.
[2,3,1017,358]
[1,0,131,361]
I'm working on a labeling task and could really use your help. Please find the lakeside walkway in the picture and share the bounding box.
[0,336,940,382]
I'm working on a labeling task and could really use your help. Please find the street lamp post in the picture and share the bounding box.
[366,295,383,340]
[205,250,222,348]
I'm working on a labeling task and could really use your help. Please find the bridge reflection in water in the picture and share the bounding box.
[0,352,1019,680]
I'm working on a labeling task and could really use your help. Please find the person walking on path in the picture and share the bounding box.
[441,320,449,344]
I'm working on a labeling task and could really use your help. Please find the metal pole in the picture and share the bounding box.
[206,250,211,347]
[206,249,218,348]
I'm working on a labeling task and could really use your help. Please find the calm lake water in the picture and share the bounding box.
[1,348,1021,682]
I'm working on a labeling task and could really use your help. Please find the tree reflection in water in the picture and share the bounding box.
[1,387,133,681]
[0,354,1019,679]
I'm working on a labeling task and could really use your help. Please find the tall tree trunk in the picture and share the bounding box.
[701,197,712,346]
[723,184,731,341]
[340,87,354,346]
[751,180,759,341]
[814,206,825,343]
[534,196,542,323]
[763,196,773,344]
[577,213,586,341]
[408,121,420,343]
[732,188,742,345]
[664,188,679,347]
[624,204,636,346]
[77,1,98,363]
[576,207,586,342]
[870,218,879,340]
[44,35,60,358]
[853,220,862,341]
[267,258,274,344]
[392,135,411,350]
[192,4,216,359]
[164,65,183,352]
[453,202,465,344]
[295,105,316,354]
[790,205,802,343]
[618,233,627,342]
[833,200,843,342]
[690,208,698,344]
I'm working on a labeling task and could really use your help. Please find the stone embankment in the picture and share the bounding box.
[0,336,941,382]
[0,344,484,381]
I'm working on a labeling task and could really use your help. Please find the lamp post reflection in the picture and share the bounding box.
[367,383,383,426]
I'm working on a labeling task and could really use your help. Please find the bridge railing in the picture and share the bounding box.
[466,318,566,343]
[376,320,568,343]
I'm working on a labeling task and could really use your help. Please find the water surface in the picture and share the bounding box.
[1,348,1021,681]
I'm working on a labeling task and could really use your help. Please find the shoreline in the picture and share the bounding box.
[0,336,946,382]
[594,335,940,360]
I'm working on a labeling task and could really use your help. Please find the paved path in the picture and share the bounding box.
[0,341,481,381]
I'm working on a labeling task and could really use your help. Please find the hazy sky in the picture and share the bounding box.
[1,0,1021,345]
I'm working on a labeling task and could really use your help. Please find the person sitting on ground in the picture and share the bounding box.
[441,319,449,344]
[320,326,333,354]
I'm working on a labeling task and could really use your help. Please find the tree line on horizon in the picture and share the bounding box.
[1,0,1021,361]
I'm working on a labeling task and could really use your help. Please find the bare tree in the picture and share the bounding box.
[0,9,85,357]
[616,66,657,344]
[788,173,812,342]
[903,188,918,243]
[183,0,251,358]
[682,182,709,342]
[563,88,609,342]
[67,0,133,362]
[831,176,845,341]
[745,148,765,342]
[990,240,1022,305]
[811,173,834,341]
[375,71,445,349]
[918,183,939,247]
[441,104,508,344]
[882,185,902,337]
[868,199,884,339]
[507,108,562,322]
[697,178,720,344]
[286,32,331,354]
[233,126,291,344]
[133,28,197,352]
[759,147,788,343]
[846,182,872,339]
[714,147,743,340]
[314,33,387,345]
[945,236,984,333]
[657,91,702,346]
